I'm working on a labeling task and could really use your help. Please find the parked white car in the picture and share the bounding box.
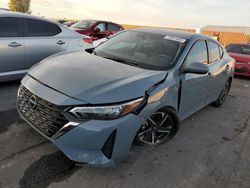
[0,11,93,82]
[93,37,108,47]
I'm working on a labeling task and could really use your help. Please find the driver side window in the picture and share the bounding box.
[186,40,208,65]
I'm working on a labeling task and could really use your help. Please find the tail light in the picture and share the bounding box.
[83,38,93,44]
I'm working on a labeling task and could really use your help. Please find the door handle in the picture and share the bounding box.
[8,42,22,48]
[56,40,65,45]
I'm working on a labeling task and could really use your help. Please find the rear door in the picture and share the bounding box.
[23,18,68,69]
[206,41,228,101]
[0,17,25,75]
[179,40,210,119]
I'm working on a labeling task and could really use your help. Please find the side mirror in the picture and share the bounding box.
[94,27,100,33]
[184,62,209,74]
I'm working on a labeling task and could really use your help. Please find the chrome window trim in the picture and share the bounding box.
[0,69,28,77]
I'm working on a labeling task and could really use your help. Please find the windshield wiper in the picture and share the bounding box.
[103,56,139,67]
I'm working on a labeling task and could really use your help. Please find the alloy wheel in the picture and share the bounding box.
[136,111,176,146]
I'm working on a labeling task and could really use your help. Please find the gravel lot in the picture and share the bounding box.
[0,77,249,188]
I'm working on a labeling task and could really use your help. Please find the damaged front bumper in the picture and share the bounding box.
[18,75,144,167]
[53,114,143,167]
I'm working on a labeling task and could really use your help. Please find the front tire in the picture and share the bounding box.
[135,108,179,146]
[212,79,231,107]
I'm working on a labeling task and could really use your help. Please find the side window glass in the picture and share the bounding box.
[95,23,107,32]
[208,41,221,63]
[25,19,61,37]
[186,41,208,65]
[107,23,120,31]
[0,17,20,37]
[51,24,62,35]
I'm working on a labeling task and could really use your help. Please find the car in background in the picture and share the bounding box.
[226,43,250,77]
[70,19,124,40]
[93,31,124,47]
[93,37,108,47]
[63,20,77,27]
[57,19,67,24]
[0,11,93,82]
[18,28,234,166]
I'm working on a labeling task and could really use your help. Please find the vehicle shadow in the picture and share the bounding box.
[234,75,250,81]
[0,80,20,88]
[19,151,79,188]
[0,108,23,134]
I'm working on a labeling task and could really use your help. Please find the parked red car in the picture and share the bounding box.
[226,43,250,77]
[70,20,124,41]
[63,21,77,27]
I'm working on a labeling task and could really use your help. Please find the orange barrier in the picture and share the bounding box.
[122,24,250,47]
[201,31,250,47]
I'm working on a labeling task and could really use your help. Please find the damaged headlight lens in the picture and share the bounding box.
[69,98,144,120]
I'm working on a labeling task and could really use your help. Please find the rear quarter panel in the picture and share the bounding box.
[61,26,93,50]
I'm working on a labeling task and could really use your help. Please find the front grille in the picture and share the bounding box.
[18,85,69,138]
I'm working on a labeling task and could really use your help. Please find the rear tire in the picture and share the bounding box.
[135,107,179,146]
[212,79,231,107]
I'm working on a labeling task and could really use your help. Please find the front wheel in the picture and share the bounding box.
[212,79,231,107]
[135,108,179,146]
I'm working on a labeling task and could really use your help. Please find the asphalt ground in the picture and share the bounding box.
[0,77,249,188]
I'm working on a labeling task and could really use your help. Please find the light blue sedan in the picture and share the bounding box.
[17,28,235,167]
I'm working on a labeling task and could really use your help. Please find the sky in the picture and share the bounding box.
[0,0,250,28]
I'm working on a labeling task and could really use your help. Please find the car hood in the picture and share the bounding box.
[28,51,167,104]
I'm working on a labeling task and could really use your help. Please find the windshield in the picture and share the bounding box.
[226,44,250,55]
[70,20,95,29]
[94,31,185,70]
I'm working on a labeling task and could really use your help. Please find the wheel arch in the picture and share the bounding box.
[227,76,233,91]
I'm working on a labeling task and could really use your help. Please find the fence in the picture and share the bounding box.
[201,31,250,47]
[122,24,195,33]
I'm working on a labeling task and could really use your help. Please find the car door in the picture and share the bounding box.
[23,18,68,69]
[0,17,25,75]
[179,40,210,119]
[92,22,110,40]
[206,41,228,102]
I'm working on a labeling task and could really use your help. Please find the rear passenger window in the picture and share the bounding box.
[208,42,221,63]
[186,40,208,65]
[25,19,61,37]
[0,17,20,37]
[107,23,121,31]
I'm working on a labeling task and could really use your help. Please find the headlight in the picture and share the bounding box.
[69,98,144,120]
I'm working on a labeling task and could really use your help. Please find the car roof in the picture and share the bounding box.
[0,11,59,25]
[131,27,206,40]
[79,19,120,24]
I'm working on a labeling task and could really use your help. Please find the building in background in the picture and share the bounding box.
[201,25,250,46]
